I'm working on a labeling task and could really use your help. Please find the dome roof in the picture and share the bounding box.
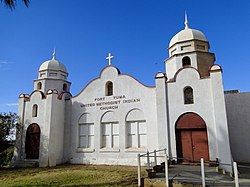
[38,50,67,73]
[39,59,67,73]
[169,28,207,48]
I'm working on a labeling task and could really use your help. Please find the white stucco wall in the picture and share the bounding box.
[225,92,250,163]
[16,90,67,167]
[34,79,71,94]
[155,73,169,152]
[166,66,232,172]
[167,68,217,160]
[47,93,66,165]
[17,91,48,166]
[63,100,72,163]
[165,52,198,79]
[210,68,232,171]
[69,66,157,166]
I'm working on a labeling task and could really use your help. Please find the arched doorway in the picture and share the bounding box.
[176,113,209,163]
[25,123,40,159]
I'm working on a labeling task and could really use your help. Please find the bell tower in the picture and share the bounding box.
[33,50,71,94]
[165,14,215,79]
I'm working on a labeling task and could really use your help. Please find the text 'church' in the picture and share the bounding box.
[14,18,250,173]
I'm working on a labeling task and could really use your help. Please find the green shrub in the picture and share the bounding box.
[0,146,14,167]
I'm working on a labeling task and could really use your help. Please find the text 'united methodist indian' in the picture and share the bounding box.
[80,95,141,110]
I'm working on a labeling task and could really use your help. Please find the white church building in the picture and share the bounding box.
[14,18,250,173]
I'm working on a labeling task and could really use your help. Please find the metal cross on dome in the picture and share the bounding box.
[106,53,114,66]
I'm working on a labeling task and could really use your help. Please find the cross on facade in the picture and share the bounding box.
[106,53,114,66]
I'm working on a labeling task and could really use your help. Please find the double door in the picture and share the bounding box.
[176,129,209,162]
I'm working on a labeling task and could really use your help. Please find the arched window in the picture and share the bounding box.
[78,114,94,149]
[126,109,147,149]
[32,104,38,117]
[184,87,194,104]
[182,56,191,67]
[106,81,113,96]
[63,83,67,91]
[37,82,42,90]
[101,111,119,149]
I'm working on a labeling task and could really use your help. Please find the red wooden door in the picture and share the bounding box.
[25,124,40,159]
[177,130,209,162]
[176,113,209,163]
[179,131,193,162]
[192,130,209,161]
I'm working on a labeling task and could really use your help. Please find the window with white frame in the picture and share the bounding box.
[79,123,94,148]
[127,121,147,148]
[102,122,119,148]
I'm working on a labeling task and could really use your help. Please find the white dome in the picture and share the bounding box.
[39,59,67,73]
[169,28,207,48]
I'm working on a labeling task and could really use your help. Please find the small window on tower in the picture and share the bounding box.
[32,104,38,117]
[184,87,194,104]
[106,81,113,96]
[37,82,42,90]
[182,56,191,67]
[63,83,67,91]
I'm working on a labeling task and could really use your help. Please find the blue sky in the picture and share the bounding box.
[0,0,250,113]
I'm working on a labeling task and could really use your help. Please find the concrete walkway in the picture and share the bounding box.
[144,164,250,186]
